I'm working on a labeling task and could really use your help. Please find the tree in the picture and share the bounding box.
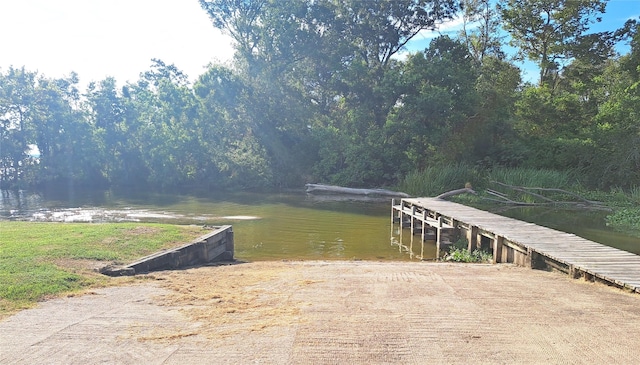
[125,59,203,188]
[585,19,640,188]
[468,56,522,167]
[198,0,463,186]
[31,74,104,187]
[499,0,610,88]
[85,77,128,184]
[616,17,640,82]
[0,67,37,187]
[385,36,480,171]
[200,0,460,70]
[459,0,504,63]
[194,65,275,188]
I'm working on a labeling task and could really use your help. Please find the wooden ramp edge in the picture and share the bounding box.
[392,198,640,293]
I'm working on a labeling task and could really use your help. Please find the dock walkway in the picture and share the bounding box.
[392,198,640,293]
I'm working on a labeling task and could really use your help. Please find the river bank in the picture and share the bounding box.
[1,260,639,364]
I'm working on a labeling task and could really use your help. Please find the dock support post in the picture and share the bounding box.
[421,210,427,242]
[410,205,416,235]
[436,216,444,259]
[493,236,503,264]
[467,226,478,251]
[400,200,406,244]
[391,198,395,225]
[525,248,533,268]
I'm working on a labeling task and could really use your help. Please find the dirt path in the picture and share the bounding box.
[1,261,639,364]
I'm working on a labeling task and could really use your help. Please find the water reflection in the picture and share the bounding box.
[1,189,639,259]
[1,190,45,220]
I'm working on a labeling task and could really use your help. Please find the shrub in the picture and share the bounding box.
[443,238,493,263]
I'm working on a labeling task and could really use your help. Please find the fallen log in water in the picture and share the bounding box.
[435,187,476,200]
[305,183,410,198]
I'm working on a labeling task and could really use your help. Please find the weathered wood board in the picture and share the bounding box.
[393,198,640,293]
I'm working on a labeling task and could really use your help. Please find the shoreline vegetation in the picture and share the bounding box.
[0,222,207,318]
[396,165,640,236]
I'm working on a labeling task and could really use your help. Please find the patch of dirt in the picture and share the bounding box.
[51,258,106,272]
[124,226,163,236]
[149,262,305,338]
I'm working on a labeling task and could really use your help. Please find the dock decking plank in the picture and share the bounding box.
[393,198,640,292]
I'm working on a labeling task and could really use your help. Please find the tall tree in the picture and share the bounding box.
[198,0,462,186]
[586,19,640,188]
[31,74,103,186]
[459,0,504,63]
[499,0,610,88]
[194,65,275,188]
[386,36,480,170]
[127,59,202,188]
[85,77,127,184]
[0,67,37,187]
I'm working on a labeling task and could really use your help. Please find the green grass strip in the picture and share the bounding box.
[0,222,206,317]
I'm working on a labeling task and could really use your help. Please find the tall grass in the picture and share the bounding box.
[399,165,578,199]
[487,167,574,189]
[630,186,640,205]
[485,168,578,203]
[398,164,484,197]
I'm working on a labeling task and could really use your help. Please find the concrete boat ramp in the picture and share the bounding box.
[1,261,640,364]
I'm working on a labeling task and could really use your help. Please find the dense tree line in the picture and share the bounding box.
[1,0,638,191]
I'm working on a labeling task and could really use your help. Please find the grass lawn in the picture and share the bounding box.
[0,221,208,318]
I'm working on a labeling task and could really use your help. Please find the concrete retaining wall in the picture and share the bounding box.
[101,225,234,276]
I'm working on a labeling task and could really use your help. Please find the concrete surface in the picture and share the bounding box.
[1,261,639,364]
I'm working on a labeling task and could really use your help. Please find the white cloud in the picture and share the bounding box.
[397,16,468,55]
[419,16,467,39]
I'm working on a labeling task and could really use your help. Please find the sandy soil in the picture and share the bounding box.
[1,261,639,364]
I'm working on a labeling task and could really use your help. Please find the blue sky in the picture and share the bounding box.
[0,0,638,90]
[403,0,640,82]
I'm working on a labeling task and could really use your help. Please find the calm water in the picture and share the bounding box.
[1,189,639,259]
[0,189,411,261]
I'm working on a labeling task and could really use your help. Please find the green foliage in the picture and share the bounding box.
[386,36,480,172]
[444,238,493,263]
[606,208,640,234]
[631,186,640,205]
[458,0,504,62]
[398,164,576,198]
[487,167,574,189]
[398,164,483,197]
[499,0,609,86]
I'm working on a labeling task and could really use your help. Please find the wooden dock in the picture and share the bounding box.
[392,198,640,293]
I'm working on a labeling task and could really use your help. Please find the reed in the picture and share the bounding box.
[399,165,576,197]
[487,167,574,189]
[630,186,640,205]
[398,163,483,197]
